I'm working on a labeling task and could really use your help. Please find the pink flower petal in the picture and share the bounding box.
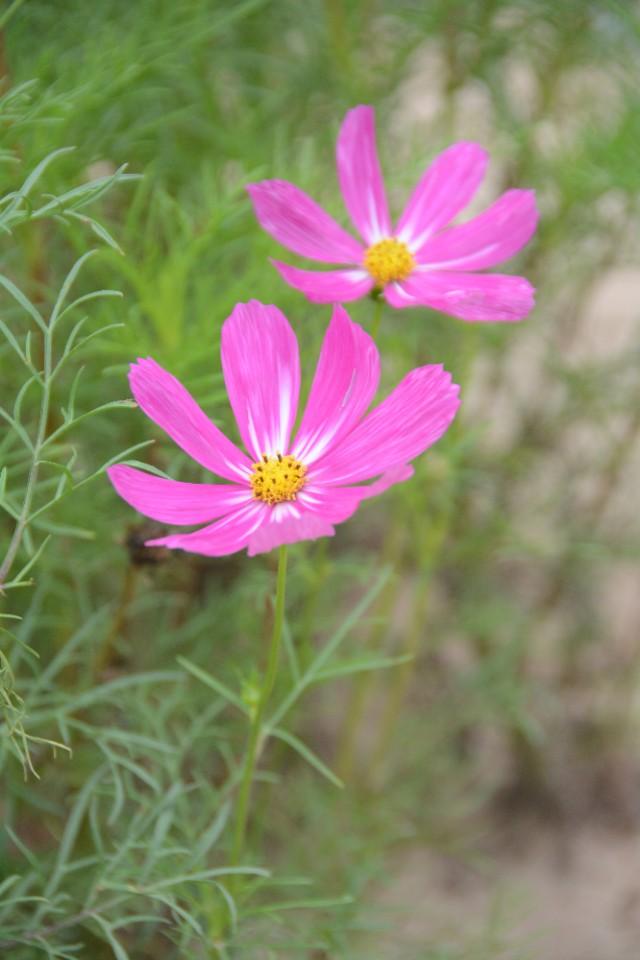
[298,466,413,522]
[385,271,535,323]
[247,502,336,556]
[336,105,391,244]
[417,189,538,270]
[147,501,268,557]
[297,484,364,524]
[396,142,488,253]
[272,260,373,303]
[311,366,460,485]
[360,463,414,497]
[249,463,416,555]
[221,301,300,460]
[128,358,251,482]
[249,463,417,555]
[248,462,415,555]
[292,305,380,463]
[107,465,250,525]
[247,180,363,263]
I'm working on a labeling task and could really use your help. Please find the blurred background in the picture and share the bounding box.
[1,1,640,957]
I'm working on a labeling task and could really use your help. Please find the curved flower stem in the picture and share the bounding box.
[369,295,384,340]
[230,544,288,868]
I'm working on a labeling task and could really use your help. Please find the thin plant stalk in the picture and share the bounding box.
[324,0,351,78]
[331,294,390,777]
[1,251,98,592]
[369,295,384,340]
[230,544,288,868]
[370,577,430,781]
[338,314,477,783]
[368,443,461,782]
[335,521,405,781]
[356,327,472,783]
[297,538,330,669]
[0,320,52,590]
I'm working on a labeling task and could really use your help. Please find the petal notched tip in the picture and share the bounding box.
[128,356,169,392]
[226,298,283,324]
[448,140,489,160]
[341,103,374,126]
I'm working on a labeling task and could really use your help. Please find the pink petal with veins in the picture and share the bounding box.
[222,301,300,460]
[247,180,363,263]
[272,260,373,303]
[386,271,535,323]
[337,105,392,244]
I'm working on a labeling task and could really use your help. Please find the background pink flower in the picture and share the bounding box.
[108,302,460,557]
[248,106,538,323]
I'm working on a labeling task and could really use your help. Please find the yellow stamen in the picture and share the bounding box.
[250,453,307,505]
[364,237,415,287]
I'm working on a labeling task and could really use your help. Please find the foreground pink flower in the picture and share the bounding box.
[108,302,460,557]
[248,106,538,322]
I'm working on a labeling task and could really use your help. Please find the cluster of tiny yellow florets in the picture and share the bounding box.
[364,237,415,287]
[250,453,307,505]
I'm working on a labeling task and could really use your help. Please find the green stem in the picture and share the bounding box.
[0,325,51,590]
[335,521,404,781]
[298,538,329,668]
[369,296,384,340]
[369,468,456,783]
[230,544,288,868]
[324,0,351,79]
[370,578,430,781]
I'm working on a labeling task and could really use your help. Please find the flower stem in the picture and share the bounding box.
[370,577,430,781]
[0,322,52,590]
[370,296,384,340]
[335,521,405,781]
[230,544,288,868]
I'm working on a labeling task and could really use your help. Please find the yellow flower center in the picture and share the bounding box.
[250,453,307,505]
[363,237,415,287]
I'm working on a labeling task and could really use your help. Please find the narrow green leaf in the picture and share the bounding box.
[269,727,343,789]
[177,656,248,715]
[44,766,105,900]
[281,619,300,683]
[91,916,130,960]
[247,894,353,915]
[0,273,46,331]
[57,288,123,324]
[0,405,33,452]
[0,0,28,30]
[8,535,52,586]
[313,653,414,683]
[49,251,98,329]
[147,866,269,890]
[268,568,391,728]
[42,400,136,448]
[26,440,155,524]
[0,318,29,367]
[8,146,75,211]
[66,210,124,253]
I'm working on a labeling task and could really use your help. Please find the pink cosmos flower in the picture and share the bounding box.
[107,302,460,557]
[247,106,538,323]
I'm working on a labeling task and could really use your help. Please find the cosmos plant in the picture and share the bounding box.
[108,300,459,880]
[108,301,459,557]
[106,107,536,930]
[248,105,538,322]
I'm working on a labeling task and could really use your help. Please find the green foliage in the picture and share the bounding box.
[1,0,639,957]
